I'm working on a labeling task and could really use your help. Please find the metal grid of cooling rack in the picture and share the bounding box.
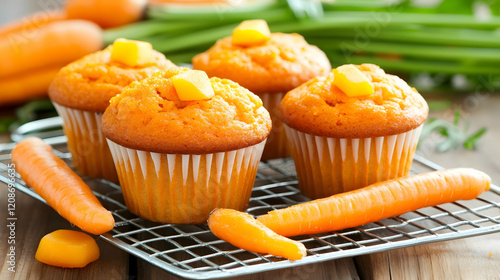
[1,118,500,279]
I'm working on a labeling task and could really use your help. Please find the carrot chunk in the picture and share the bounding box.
[35,230,100,268]
[208,208,306,261]
[110,38,153,67]
[333,64,374,97]
[232,19,271,47]
[258,168,491,237]
[171,70,215,101]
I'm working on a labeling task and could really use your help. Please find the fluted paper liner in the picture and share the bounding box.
[54,103,118,183]
[284,124,423,199]
[107,140,266,224]
[259,91,291,160]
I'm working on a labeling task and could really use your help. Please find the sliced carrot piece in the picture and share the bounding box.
[257,168,491,237]
[208,208,306,261]
[35,229,100,268]
[11,137,115,235]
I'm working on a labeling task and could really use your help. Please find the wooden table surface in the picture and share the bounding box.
[1,4,500,280]
[1,96,499,280]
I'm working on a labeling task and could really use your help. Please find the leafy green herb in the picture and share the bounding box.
[0,117,16,134]
[419,110,487,152]
[102,0,500,91]
[15,99,55,124]
[426,100,453,111]
[0,99,57,134]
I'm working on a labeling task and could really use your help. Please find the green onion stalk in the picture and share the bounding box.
[102,0,500,91]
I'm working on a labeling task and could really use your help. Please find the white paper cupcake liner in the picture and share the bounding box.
[284,124,423,199]
[107,140,266,224]
[53,103,118,182]
[258,91,291,160]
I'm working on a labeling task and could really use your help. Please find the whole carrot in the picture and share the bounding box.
[0,65,62,105]
[0,19,102,79]
[0,10,66,37]
[208,208,306,261]
[257,168,491,237]
[11,137,114,235]
[65,0,147,29]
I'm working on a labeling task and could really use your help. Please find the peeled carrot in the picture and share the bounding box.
[0,19,102,79]
[35,229,100,268]
[65,0,147,29]
[208,208,306,261]
[257,168,491,237]
[11,137,114,235]
[0,10,66,37]
[0,65,62,106]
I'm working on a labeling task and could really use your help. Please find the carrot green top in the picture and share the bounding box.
[192,33,332,94]
[279,64,429,138]
[49,45,176,113]
[101,67,272,154]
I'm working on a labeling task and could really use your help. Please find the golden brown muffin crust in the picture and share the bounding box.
[279,64,429,138]
[49,45,176,112]
[192,33,332,94]
[101,68,272,154]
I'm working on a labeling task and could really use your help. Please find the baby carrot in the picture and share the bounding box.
[11,137,114,235]
[257,168,491,237]
[208,208,307,261]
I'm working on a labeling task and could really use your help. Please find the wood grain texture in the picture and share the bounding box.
[354,94,500,280]
[1,96,499,279]
[138,257,360,280]
[1,1,500,274]
[0,187,129,280]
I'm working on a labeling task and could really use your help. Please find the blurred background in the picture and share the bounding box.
[1,0,498,151]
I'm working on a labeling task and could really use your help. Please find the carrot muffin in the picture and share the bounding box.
[280,63,428,199]
[101,67,271,224]
[192,19,331,160]
[49,39,176,182]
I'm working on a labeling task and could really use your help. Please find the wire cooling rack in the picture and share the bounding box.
[1,117,500,279]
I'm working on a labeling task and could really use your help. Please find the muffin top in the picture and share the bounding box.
[101,67,272,154]
[49,45,176,112]
[279,64,429,138]
[192,33,332,94]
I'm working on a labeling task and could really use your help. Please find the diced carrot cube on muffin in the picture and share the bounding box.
[171,70,215,101]
[232,19,271,47]
[110,38,153,67]
[333,64,374,97]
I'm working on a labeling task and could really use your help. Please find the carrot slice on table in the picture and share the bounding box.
[11,137,115,235]
[257,168,491,237]
[208,208,306,261]
[35,229,100,268]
